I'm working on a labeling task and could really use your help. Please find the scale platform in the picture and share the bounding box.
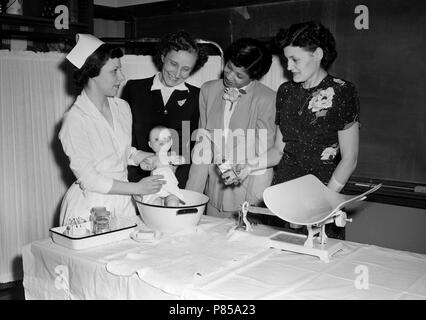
[238,174,381,263]
[268,230,343,263]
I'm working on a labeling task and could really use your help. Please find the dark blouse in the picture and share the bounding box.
[273,74,360,185]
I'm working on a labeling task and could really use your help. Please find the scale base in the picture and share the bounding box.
[268,230,343,263]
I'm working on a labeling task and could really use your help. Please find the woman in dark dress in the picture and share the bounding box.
[121,30,208,188]
[227,21,360,239]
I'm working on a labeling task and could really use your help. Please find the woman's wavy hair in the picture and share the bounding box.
[275,21,337,70]
[153,30,208,75]
[224,38,272,80]
[74,44,124,88]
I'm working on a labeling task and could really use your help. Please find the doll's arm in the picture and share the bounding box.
[140,154,159,171]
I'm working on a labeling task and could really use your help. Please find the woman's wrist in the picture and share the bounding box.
[246,158,261,174]
[328,176,345,192]
[245,164,253,175]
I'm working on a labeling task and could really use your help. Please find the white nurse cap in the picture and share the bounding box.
[66,34,105,69]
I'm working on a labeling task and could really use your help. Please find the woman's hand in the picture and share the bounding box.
[222,164,251,186]
[136,175,165,195]
[235,164,251,183]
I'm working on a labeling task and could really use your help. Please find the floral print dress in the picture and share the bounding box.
[273,74,360,185]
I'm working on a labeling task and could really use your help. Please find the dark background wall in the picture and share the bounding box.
[95,0,426,252]
[127,0,426,190]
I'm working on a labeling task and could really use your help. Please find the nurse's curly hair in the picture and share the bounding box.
[153,30,209,75]
[74,44,124,88]
[275,21,337,70]
[224,38,272,80]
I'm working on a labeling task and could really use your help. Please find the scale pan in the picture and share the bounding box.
[263,174,350,225]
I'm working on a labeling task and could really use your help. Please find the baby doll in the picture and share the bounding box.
[141,126,185,206]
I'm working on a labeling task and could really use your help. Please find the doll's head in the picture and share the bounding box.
[148,126,173,154]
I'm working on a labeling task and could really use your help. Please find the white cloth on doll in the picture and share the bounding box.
[143,166,185,205]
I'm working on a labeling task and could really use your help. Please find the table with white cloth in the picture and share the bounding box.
[22,216,426,300]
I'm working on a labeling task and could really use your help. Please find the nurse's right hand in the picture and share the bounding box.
[137,175,165,195]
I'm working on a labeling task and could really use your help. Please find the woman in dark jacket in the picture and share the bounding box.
[121,30,208,188]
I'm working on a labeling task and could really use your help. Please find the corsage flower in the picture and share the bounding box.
[308,87,335,114]
[223,87,246,103]
[321,145,338,161]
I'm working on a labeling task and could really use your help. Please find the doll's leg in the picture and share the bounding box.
[152,197,164,206]
[165,195,180,207]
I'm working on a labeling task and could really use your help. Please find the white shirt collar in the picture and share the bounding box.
[151,73,188,92]
[75,90,115,119]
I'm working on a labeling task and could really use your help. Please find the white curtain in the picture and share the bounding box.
[0,50,74,283]
[0,51,285,283]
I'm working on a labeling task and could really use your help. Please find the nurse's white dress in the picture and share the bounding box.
[59,91,141,225]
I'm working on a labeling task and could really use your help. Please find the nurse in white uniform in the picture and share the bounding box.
[59,34,165,225]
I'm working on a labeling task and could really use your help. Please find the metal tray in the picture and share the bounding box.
[50,217,137,250]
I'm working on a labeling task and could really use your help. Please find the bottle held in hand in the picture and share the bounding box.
[217,159,238,184]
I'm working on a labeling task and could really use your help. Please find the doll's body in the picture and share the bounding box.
[142,126,185,206]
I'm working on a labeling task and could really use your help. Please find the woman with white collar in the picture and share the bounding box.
[186,38,276,218]
[59,34,165,226]
[121,31,208,188]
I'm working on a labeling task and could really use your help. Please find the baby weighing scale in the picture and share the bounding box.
[237,174,381,262]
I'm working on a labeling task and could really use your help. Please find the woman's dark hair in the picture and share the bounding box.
[224,38,272,80]
[153,30,208,75]
[274,21,337,70]
[74,44,124,88]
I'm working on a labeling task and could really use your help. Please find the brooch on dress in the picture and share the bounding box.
[177,99,186,107]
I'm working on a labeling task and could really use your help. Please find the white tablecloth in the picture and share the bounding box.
[22,216,426,300]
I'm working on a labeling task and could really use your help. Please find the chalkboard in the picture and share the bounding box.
[333,0,426,185]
